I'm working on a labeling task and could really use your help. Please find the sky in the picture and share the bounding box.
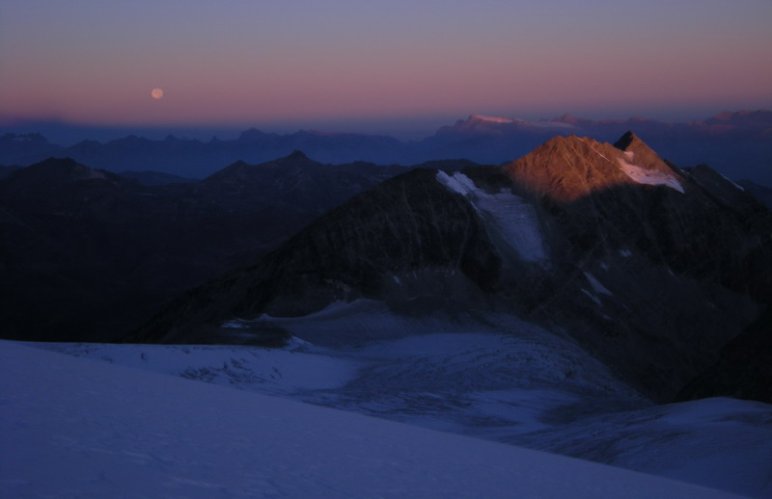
[1,0,772,137]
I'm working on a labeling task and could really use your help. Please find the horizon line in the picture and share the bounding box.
[2,107,770,146]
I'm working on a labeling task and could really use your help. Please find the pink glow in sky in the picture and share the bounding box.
[1,0,771,129]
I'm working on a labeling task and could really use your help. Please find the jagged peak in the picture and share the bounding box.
[613,131,655,153]
[614,130,639,150]
[285,149,310,161]
[612,131,677,175]
[203,160,250,183]
[216,151,315,177]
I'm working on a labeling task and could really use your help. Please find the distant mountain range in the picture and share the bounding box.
[2,110,771,183]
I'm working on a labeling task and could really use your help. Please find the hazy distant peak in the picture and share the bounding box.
[704,109,772,129]
[237,128,270,142]
[467,114,515,124]
[710,109,770,121]
[447,114,576,133]
[284,149,311,162]
[0,132,50,144]
[553,113,583,125]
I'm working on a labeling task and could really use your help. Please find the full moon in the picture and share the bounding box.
[150,88,164,100]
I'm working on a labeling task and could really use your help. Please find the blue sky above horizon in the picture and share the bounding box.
[2,0,771,139]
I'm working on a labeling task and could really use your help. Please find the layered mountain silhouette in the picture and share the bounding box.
[0,154,412,341]
[131,132,772,403]
[0,130,409,178]
[3,110,771,183]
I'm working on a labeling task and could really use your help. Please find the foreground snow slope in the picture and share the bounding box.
[30,333,772,496]
[0,341,737,499]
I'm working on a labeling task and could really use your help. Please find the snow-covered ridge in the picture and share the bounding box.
[436,171,548,263]
[0,340,740,499]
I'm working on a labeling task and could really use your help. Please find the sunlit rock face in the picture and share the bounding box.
[503,132,684,203]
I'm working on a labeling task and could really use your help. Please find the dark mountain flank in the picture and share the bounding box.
[677,307,772,403]
[738,179,772,210]
[132,133,772,402]
[0,154,410,341]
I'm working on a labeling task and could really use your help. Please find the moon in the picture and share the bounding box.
[150,88,164,100]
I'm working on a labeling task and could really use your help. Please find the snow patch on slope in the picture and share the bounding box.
[436,171,548,262]
[584,272,612,296]
[616,152,684,193]
[581,289,602,306]
[580,137,611,162]
[719,173,745,191]
[435,169,478,196]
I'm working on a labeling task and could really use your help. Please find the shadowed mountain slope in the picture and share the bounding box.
[132,133,772,402]
[0,154,410,341]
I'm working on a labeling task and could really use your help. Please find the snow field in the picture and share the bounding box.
[0,341,740,498]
